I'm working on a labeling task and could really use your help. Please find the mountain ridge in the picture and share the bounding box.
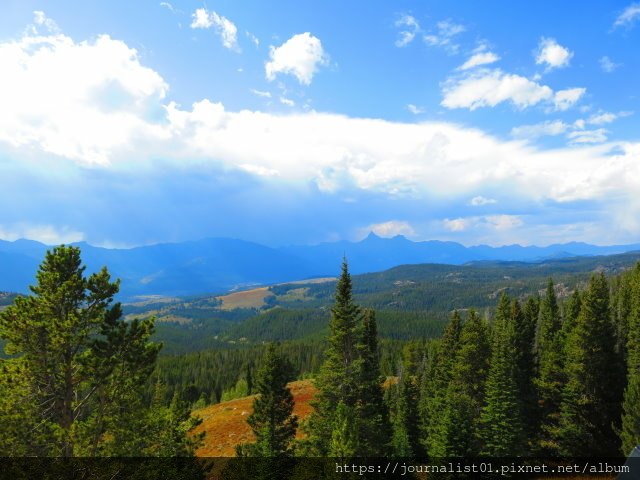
[1,235,640,299]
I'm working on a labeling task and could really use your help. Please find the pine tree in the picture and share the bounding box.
[477,295,524,456]
[390,365,421,458]
[0,246,195,457]
[427,310,490,457]
[562,289,582,338]
[507,299,536,451]
[419,310,463,456]
[535,278,565,453]
[236,343,297,457]
[619,264,640,454]
[559,273,624,456]
[303,259,388,456]
[356,308,391,455]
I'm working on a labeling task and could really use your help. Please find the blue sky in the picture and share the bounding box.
[1,1,640,248]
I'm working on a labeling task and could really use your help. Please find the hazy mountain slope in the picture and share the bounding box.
[2,235,640,299]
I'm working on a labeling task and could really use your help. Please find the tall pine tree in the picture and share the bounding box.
[303,259,388,456]
[535,278,565,454]
[236,343,298,457]
[419,310,463,456]
[619,264,640,455]
[477,294,524,456]
[427,310,490,457]
[0,245,200,456]
[558,273,624,456]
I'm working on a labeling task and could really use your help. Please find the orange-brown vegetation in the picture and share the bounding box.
[216,287,273,310]
[193,379,317,457]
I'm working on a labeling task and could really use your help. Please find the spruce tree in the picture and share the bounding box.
[356,309,391,456]
[419,310,463,456]
[535,278,565,453]
[303,259,388,456]
[558,273,624,456]
[619,264,640,454]
[478,295,524,456]
[427,310,490,457]
[236,343,297,457]
[390,365,421,458]
[0,245,196,457]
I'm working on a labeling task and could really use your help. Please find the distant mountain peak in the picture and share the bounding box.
[362,231,381,241]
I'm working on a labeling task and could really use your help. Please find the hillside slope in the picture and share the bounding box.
[192,379,317,457]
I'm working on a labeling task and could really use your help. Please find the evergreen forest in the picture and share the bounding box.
[2,245,640,478]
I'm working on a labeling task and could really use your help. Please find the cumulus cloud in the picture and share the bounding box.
[552,87,586,111]
[32,11,60,34]
[0,30,168,165]
[265,33,329,85]
[511,120,570,139]
[442,69,553,110]
[395,15,420,47]
[535,37,573,70]
[190,8,239,51]
[458,51,500,70]
[600,56,621,73]
[442,66,586,112]
[5,20,640,246]
[614,3,640,28]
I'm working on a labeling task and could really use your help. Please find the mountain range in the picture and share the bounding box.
[1,234,640,299]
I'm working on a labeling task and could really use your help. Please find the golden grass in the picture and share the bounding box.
[192,379,317,457]
[216,287,273,310]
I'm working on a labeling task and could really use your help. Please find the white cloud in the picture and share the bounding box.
[0,30,168,165]
[442,69,553,110]
[250,89,272,98]
[614,3,640,28]
[359,220,416,238]
[32,11,60,34]
[395,15,420,47]
[552,87,586,111]
[485,214,523,230]
[190,8,239,51]
[190,8,212,28]
[588,112,618,125]
[265,33,329,85]
[458,51,500,70]
[279,97,295,107]
[159,2,177,14]
[511,120,570,139]
[469,196,497,206]
[444,218,470,232]
[443,215,522,232]
[567,129,609,144]
[0,224,84,244]
[535,37,573,70]
[5,21,640,224]
[600,56,621,73]
[407,104,425,114]
[246,31,259,47]
[423,20,465,53]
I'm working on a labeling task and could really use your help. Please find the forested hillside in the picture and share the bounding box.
[4,245,640,475]
[119,250,640,354]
